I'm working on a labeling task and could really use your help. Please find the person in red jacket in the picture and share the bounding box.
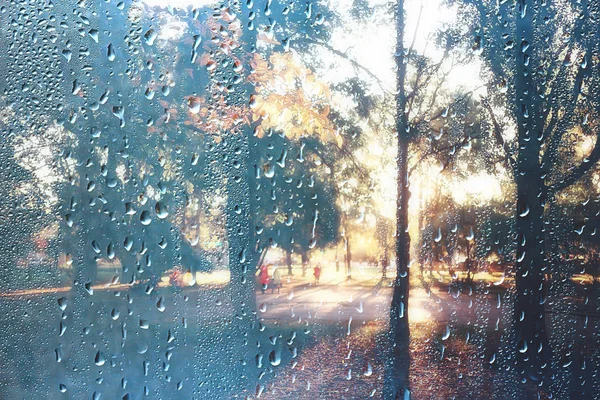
[313,264,322,285]
[259,264,270,294]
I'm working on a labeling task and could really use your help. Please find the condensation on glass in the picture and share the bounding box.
[0,0,598,399]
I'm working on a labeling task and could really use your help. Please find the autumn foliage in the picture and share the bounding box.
[178,9,340,145]
[248,52,340,144]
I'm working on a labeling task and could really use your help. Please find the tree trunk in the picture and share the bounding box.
[220,3,263,391]
[345,236,352,280]
[386,136,411,400]
[301,252,309,277]
[385,0,411,397]
[382,247,389,280]
[286,249,293,275]
[377,217,390,280]
[224,133,259,392]
[514,166,550,377]
[513,0,550,380]
[465,238,473,283]
[226,135,258,315]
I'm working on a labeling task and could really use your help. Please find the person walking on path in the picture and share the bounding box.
[313,264,322,285]
[271,266,282,294]
[259,264,270,294]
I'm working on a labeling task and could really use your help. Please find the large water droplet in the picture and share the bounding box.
[269,350,281,366]
[94,351,106,366]
[156,297,165,312]
[57,297,67,311]
[155,202,168,219]
[140,211,152,225]
[144,29,157,45]
[107,43,116,61]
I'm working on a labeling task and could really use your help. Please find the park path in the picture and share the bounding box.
[0,266,505,328]
[258,277,504,329]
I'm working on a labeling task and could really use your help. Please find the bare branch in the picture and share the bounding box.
[541,2,594,178]
[304,39,390,94]
[549,136,600,195]
[541,4,588,133]
[406,50,450,120]
[407,1,424,58]
[481,97,516,172]
[426,87,484,123]
[408,134,480,176]
[311,142,370,180]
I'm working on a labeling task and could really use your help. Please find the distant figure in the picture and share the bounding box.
[271,266,282,294]
[170,267,182,287]
[313,264,322,285]
[259,264,270,294]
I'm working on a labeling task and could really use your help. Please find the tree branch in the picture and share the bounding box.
[407,1,424,58]
[406,50,450,120]
[304,38,390,94]
[426,87,483,123]
[481,97,516,172]
[408,134,480,176]
[550,134,600,195]
[541,2,588,134]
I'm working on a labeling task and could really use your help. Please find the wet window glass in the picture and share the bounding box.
[0,0,599,398]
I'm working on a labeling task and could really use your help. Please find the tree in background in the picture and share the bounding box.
[0,107,49,290]
[456,0,600,379]
[252,133,340,276]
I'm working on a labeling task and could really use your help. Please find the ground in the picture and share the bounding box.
[0,263,596,399]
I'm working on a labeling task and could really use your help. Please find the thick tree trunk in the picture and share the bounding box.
[226,135,258,320]
[385,0,411,397]
[386,136,411,400]
[513,0,550,380]
[514,164,550,377]
[224,133,259,392]
[301,252,309,277]
[222,3,262,391]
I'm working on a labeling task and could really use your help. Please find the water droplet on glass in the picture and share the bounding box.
[156,297,165,312]
[57,297,67,311]
[140,211,152,225]
[107,43,116,61]
[144,29,157,45]
[88,29,99,43]
[269,350,281,366]
[62,49,72,62]
[94,351,106,366]
[442,325,451,340]
[155,202,168,219]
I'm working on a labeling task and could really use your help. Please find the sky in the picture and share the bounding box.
[138,0,500,210]
[140,0,485,91]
